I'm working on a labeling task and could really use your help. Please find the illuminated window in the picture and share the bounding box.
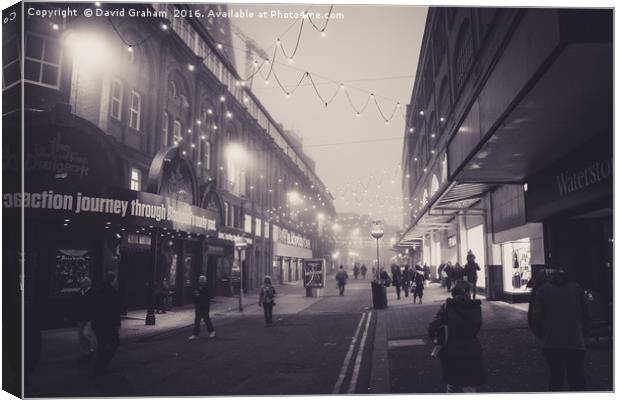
[162,112,169,146]
[110,79,123,120]
[2,35,20,90]
[129,90,141,130]
[130,168,141,191]
[173,120,182,143]
[24,33,61,88]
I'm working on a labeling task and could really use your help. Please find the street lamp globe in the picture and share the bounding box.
[370,220,384,239]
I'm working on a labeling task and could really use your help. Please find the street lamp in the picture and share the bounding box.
[234,237,249,312]
[370,220,384,280]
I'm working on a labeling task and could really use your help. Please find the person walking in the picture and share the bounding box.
[91,272,121,376]
[444,262,453,292]
[390,264,402,300]
[413,265,425,304]
[258,275,277,325]
[360,264,367,279]
[530,268,590,391]
[402,265,413,298]
[464,251,482,299]
[335,266,349,296]
[423,263,431,283]
[154,277,169,314]
[428,280,484,392]
[188,275,216,340]
[379,267,391,287]
[452,262,465,282]
[74,277,97,362]
[438,262,446,287]
[353,264,360,280]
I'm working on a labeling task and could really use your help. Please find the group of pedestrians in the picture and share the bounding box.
[438,250,481,299]
[388,264,427,303]
[73,273,121,376]
[352,264,368,280]
[428,264,592,393]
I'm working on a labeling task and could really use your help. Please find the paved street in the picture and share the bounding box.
[25,278,612,397]
[26,276,376,397]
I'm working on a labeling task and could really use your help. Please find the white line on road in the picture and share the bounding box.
[332,312,367,394]
[347,311,372,394]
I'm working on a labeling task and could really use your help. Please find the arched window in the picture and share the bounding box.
[168,81,177,98]
[453,19,474,95]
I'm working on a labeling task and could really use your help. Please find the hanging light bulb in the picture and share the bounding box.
[321,31,327,38]
[288,58,294,64]
[219,95,226,102]
[217,43,224,49]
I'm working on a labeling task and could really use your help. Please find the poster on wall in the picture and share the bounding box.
[303,259,326,289]
[52,249,92,295]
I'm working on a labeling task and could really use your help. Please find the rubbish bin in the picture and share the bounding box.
[371,281,388,309]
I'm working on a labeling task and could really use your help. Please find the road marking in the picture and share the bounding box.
[347,311,373,394]
[332,312,367,394]
[387,338,426,348]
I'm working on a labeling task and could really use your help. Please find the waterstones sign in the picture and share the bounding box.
[276,228,312,249]
[3,189,217,235]
[525,136,613,221]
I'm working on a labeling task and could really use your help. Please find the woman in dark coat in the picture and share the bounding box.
[428,280,484,392]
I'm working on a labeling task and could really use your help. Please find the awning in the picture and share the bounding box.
[398,182,492,245]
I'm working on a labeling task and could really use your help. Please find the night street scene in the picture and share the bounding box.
[1,1,614,398]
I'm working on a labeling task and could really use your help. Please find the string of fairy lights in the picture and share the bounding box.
[53,2,413,234]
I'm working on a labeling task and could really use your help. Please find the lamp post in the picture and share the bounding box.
[370,220,384,280]
[234,237,249,312]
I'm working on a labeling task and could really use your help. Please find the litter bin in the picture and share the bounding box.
[371,281,388,309]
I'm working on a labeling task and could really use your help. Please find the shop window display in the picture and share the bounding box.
[501,239,531,293]
[52,249,92,295]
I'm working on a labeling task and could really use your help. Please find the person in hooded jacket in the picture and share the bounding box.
[259,275,277,325]
[91,273,121,375]
[413,265,426,304]
[464,251,482,299]
[531,268,590,391]
[428,280,483,392]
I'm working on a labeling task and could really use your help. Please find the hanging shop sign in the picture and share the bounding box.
[302,259,326,289]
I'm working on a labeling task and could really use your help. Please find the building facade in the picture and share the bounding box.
[4,2,335,327]
[399,8,612,305]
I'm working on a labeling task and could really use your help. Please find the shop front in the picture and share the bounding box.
[272,225,313,284]
[11,108,220,327]
[526,134,612,313]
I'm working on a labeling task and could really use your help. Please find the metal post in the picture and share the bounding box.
[238,249,244,312]
[145,227,159,325]
[376,238,380,280]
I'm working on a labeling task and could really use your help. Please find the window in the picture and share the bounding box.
[110,79,123,120]
[24,33,61,88]
[204,140,211,169]
[168,81,177,98]
[162,112,169,146]
[130,168,141,191]
[453,20,474,95]
[129,90,141,130]
[2,35,20,90]
[173,120,182,144]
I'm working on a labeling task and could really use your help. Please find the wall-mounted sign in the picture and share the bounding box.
[303,259,325,289]
[277,228,311,249]
[448,235,457,248]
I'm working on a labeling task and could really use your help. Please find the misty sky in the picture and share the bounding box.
[232,4,428,227]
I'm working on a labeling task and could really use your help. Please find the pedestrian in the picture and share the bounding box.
[452,262,465,282]
[402,265,413,298]
[444,261,453,292]
[428,280,484,393]
[371,266,376,280]
[335,265,348,296]
[74,277,97,362]
[353,264,360,280]
[530,268,590,391]
[91,272,121,376]
[464,250,482,299]
[438,262,446,287]
[423,263,431,283]
[413,265,425,304]
[188,275,216,340]
[360,264,367,279]
[379,267,391,287]
[154,277,168,314]
[258,275,276,325]
[391,264,402,300]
